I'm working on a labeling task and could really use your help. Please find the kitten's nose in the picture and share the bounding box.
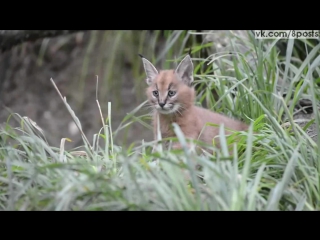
[159,102,165,108]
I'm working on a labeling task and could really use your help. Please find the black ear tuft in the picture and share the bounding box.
[188,48,192,56]
[138,53,144,58]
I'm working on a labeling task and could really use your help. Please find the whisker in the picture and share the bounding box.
[143,105,156,112]
[179,105,186,110]
[143,104,154,109]
[176,109,183,117]
[144,107,154,111]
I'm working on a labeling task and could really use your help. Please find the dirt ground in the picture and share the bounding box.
[0,30,318,150]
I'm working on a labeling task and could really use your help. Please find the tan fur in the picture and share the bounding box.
[142,55,249,153]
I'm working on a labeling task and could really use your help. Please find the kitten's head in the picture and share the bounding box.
[141,54,195,115]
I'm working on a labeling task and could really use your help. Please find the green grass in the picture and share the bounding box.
[1,30,320,210]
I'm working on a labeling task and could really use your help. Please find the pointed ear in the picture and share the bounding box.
[140,56,158,85]
[174,54,194,86]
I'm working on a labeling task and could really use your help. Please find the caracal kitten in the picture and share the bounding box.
[140,53,249,153]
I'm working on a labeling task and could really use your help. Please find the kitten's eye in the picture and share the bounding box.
[168,90,176,97]
[153,91,159,97]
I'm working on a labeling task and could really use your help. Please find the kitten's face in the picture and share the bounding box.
[146,70,194,115]
[141,54,195,115]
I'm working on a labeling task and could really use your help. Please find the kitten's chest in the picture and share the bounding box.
[155,120,174,138]
[154,115,185,138]
[161,123,176,139]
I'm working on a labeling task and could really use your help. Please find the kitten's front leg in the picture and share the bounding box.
[152,127,158,153]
